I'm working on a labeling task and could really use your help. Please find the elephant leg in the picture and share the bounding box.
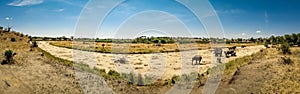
[192,60,194,65]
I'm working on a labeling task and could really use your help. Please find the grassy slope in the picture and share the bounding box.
[0,31,83,93]
[212,47,300,93]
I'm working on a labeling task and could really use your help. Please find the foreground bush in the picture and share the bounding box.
[32,41,38,47]
[2,50,16,64]
[281,56,293,64]
[280,43,291,55]
[108,70,120,77]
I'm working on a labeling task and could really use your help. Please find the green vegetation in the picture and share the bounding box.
[31,41,38,48]
[108,70,121,77]
[225,49,266,75]
[131,36,175,44]
[39,48,73,66]
[280,42,291,55]
[264,33,300,46]
[2,50,16,64]
[10,37,16,42]
[281,56,293,65]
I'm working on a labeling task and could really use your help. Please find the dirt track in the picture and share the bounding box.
[38,41,265,80]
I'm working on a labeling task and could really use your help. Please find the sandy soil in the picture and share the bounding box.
[38,41,265,80]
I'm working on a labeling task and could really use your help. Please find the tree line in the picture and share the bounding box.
[30,33,300,46]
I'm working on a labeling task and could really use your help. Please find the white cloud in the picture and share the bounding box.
[256,30,261,33]
[8,0,43,6]
[242,33,246,36]
[5,17,12,20]
[53,8,65,12]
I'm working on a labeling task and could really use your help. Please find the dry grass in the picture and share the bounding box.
[0,31,83,93]
[209,47,300,94]
[49,41,258,54]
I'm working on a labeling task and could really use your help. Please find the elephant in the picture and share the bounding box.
[229,46,237,51]
[241,45,246,48]
[214,48,223,57]
[192,55,202,65]
[224,50,236,58]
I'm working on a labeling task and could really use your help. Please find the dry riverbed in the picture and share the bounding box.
[38,41,265,80]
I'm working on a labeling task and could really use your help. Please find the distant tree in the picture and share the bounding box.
[42,37,47,41]
[297,33,300,38]
[153,39,160,43]
[284,34,292,43]
[269,36,276,44]
[276,36,284,44]
[291,33,298,45]
[161,39,167,44]
[70,36,74,40]
[61,36,67,41]
[101,44,105,49]
[249,37,255,43]
[168,39,175,43]
[265,39,270,44]
[237,38,243,42]
[297,38,300,47]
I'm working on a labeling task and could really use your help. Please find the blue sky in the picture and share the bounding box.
[0,0,299,38]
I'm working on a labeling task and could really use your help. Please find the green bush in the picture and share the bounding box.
[281,43,291,55]
[108,70,120,77]
[10,38,16,42]
[32,41,38,47]
[2,50,16,64]
[171,75,179,84]
[281,56,293,64]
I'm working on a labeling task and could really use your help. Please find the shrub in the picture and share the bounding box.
[10,38,16,42]
[2,50,16,64]
[156,43,161,46]
[280,43,291,55]
[171,75,179,84]
[32,41,38,47]
[101,44,105,48]
[297,38,300,47]
[108,70,120,77]
[281,56,293,64]
[264,44,270,48]
[93,67,106,74]
[161,39,167,44]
